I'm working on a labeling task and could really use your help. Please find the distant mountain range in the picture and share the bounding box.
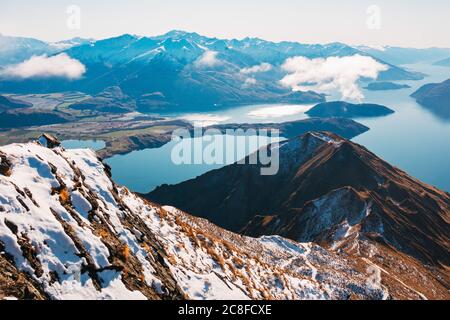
[0,31,426,112]
[0,34,93,66]
[357,45,450,65]
[411,79,450,120]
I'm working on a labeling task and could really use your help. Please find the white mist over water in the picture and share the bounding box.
[247,104,315,119]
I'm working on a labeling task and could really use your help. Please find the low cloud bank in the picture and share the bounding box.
[194,51,222,68]
[243,77,258,87]
[240,63,272,74]
[2,53,86,79]
[280,54,388,101]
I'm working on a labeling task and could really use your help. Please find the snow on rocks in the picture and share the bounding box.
[0,141,388,300]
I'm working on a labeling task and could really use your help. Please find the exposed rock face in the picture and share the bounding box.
[0,151,12,176]
[0,140,405,300]
[147,132,450,299]
[38,133,61,149]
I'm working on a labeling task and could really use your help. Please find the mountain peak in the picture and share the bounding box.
[164,30,191,37]
[147,132,450,275]
[157,30,202,41]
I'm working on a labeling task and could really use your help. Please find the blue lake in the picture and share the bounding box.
[105,134,282,193]
[105,62,450,193]
[62,139,105,151]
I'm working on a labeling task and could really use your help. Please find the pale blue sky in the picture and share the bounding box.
[1,0,449,47]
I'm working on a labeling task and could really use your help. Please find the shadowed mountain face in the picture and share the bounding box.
[0,94,70,129]
[0,110,70,129]
[146,132,450,268]
[306,101,395,118]
[69,86,136,114]
[411,79,450,120]
[0,95,32,112]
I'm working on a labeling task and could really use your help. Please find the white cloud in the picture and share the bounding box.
[194,51,222,68]
[240,63,272,74]
[280,54,388,101]
[243,77,258,87]
[2,53,86,79]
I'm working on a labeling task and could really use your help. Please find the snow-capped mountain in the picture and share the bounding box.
[0,35,50,67]
[0,31,424,112]
[0,34,93,66]
[0,135,396,300]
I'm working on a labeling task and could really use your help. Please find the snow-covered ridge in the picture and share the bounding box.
[0,139,387,300]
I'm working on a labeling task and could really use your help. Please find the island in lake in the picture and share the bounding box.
[306,101,395,118]
[364,82,411,91]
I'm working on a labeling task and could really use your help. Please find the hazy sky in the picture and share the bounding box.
[1,0,449,48]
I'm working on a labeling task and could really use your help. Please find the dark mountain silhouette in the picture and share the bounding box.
[411,79,450,120]
[146,132,450,268]
[0,109,70,129]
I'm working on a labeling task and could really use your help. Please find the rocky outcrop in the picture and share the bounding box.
[0,151,12,176]
[38,133,61,149]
